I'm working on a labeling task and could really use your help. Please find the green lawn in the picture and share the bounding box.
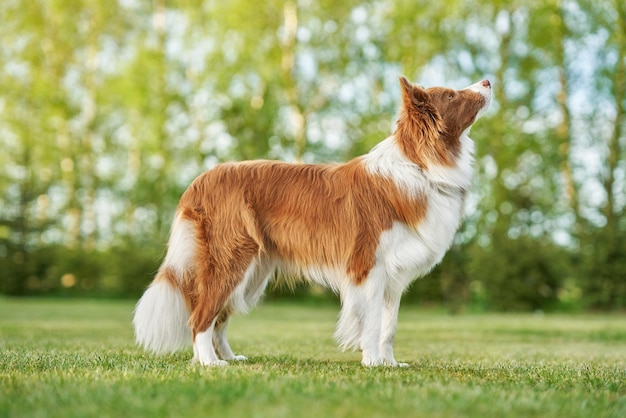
[1,298,625,418]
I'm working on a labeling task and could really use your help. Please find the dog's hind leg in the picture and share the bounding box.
[190,236,261,366]
[192,317,224,366]
[213,310,247,361]
[213,257,274,361]
[190,261,255,367]
[190,281,230,366]
[242,258,274,310]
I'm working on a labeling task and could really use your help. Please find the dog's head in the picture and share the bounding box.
[395,76,492,168]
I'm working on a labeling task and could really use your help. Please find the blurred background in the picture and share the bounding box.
[0,0,624,312]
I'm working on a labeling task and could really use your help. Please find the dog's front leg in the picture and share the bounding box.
[380,290,409,367]
[359,270,386,367]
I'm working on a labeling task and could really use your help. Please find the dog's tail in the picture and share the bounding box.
[132,277,191,353]
[133,214,195,353]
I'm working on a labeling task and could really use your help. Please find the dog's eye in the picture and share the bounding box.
[448,93,454,101]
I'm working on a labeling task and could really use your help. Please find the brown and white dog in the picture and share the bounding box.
[133,76,492,367]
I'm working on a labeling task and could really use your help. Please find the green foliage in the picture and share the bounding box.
[2,300,626,418]
[468,236,572,312]
[0,242,162,297]
[580,229,626,309]
[0,0,625,310]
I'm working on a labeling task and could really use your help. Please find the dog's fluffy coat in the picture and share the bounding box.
[133,76,492,367]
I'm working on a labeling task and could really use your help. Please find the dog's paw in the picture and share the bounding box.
[361,356,384,367]
[220,354,247,361]
[195,359,228,367]
[382,358,410,368]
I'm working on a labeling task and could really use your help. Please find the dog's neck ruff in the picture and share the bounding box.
[362,134,474,198]
[362,136,424,196]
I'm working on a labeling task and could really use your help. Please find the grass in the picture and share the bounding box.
[1,298,625,418]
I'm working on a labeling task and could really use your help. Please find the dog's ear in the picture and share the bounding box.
[399,76,428,109]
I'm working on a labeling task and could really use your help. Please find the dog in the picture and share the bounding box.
[133,76,492,367]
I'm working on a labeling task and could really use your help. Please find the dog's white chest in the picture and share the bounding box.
[376,191,464,287]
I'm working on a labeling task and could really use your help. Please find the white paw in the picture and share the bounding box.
[231,355,248,361]
[382,359,410,368]
[361,356,384,367]
[197,359,228,367]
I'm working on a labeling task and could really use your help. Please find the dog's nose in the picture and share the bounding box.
[482,80,491,88]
